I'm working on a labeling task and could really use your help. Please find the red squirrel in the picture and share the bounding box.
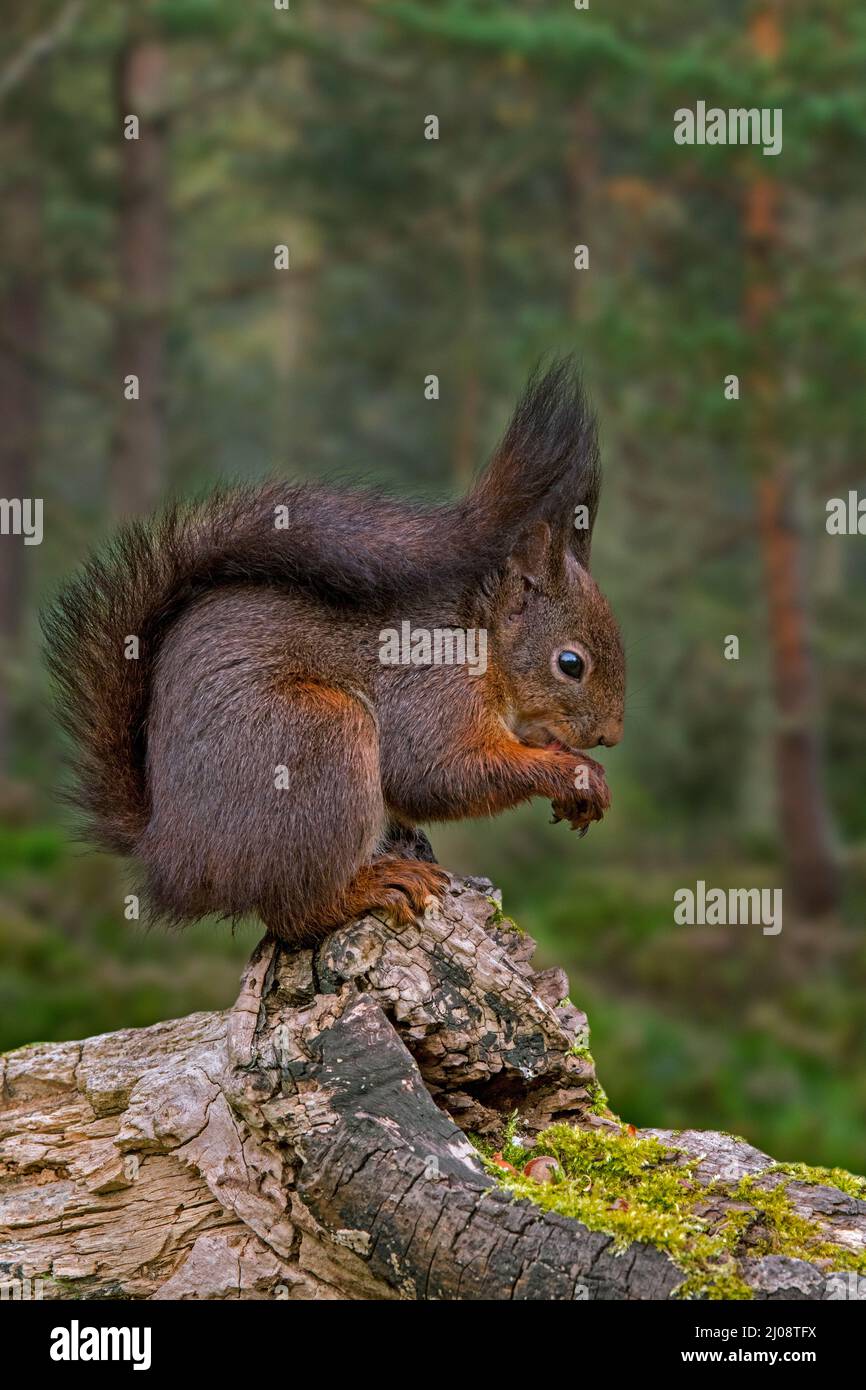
[44,358,625,941]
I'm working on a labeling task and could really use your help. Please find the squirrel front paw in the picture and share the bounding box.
[550,756,610,836]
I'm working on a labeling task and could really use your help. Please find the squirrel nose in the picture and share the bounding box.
[597,720,623,748]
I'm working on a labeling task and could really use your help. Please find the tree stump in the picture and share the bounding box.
[2,874,865,1300]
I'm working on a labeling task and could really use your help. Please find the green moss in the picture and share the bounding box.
[586,1079,613,1116]
[768,1160,866,1203]
[486,898,523,934]
[479,1123,866,1300]
[487,1109,535,1168]
[730,1176,866,1274]
[468,1110,532,1169]
[676,1259,754,1302]
[481,1124,745,1298]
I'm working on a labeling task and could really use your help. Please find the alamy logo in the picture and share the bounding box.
[674,102,782,157]
[0,1276,44,1300]
[826,492,866,534]
[50,1320,152,1371]
[0,497,43,545]
[379,622,488,677]
[674,880,782,936]
[826,1271,866,1300]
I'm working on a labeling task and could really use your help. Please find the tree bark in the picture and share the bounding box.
[2,874,864,1301]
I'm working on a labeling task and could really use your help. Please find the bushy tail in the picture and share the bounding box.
[43,358,598,853]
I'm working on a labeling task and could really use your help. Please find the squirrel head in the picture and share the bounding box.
[487,518,625,753]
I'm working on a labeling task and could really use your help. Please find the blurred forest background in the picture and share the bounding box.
[1,0,865,1172]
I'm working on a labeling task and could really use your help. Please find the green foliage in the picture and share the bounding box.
[375,2,640,76]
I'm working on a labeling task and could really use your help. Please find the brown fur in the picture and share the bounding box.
[43,358,625,941]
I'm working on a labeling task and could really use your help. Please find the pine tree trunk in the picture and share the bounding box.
[745,5,838,915]
[757,471,838,913]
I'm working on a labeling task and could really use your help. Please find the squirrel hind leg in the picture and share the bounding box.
[144,655,387,945]
[380,821,438,864]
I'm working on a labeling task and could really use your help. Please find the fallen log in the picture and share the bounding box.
[1,873,865,1300]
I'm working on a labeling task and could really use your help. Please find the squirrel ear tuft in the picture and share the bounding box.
[469,355,600,571]
[566,484,597,570]
[508,520,552,586]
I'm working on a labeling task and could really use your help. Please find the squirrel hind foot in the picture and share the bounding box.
[261,857,449,942]
[339,856,449,926]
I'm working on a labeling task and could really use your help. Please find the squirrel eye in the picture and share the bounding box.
[557,650,585,681]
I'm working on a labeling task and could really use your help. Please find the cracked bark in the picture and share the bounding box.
[1,874,864,1300]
